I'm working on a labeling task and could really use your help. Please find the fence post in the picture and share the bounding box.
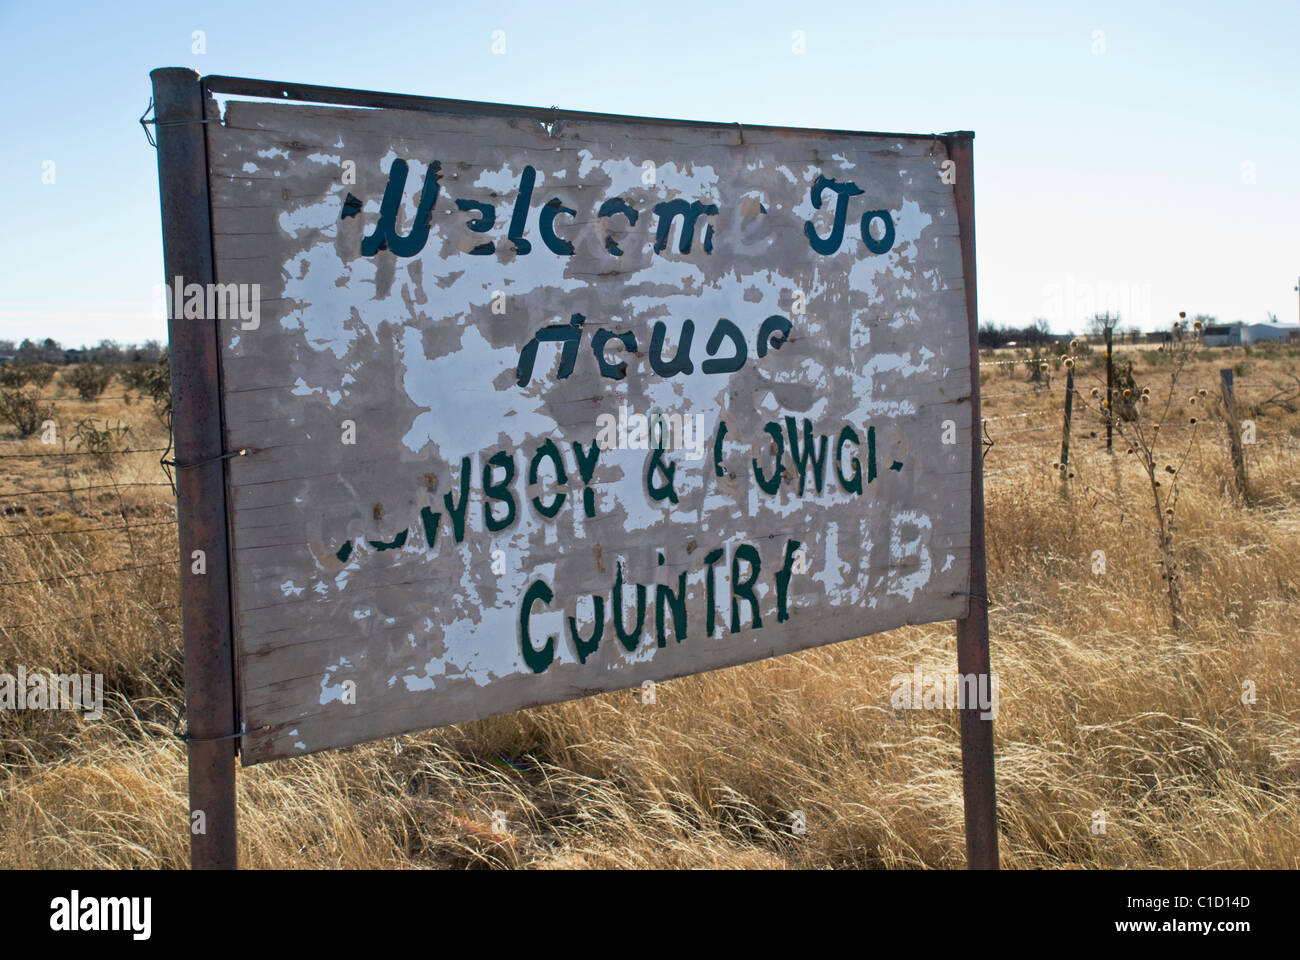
[1220,368,1249,502]
[150,67,239,870]
[1059,363,1075,492]
[1104,325,1113,452]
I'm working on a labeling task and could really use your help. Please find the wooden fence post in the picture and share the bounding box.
[1104,326,1113,452]
[1221,368,1249,502]
[1059,364,1075,492]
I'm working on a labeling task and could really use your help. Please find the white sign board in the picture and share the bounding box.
[203,98,973,763]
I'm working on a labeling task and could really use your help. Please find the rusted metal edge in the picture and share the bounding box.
[201,72,953,142]
[943,130,999,870]
[150,66,239,870]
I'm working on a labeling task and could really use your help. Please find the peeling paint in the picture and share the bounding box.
[207,100,973,763]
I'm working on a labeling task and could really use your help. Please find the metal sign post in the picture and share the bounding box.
[947,132,998,869]
[150,67,239,870]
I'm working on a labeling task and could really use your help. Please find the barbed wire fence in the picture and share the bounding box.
[0,433,181,642]
[1,359,1294,642]
[980,359,1297,490]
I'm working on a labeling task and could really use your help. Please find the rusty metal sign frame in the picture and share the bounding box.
[150,67,996,870]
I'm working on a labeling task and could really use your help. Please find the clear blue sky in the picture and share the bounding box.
[1,0,1296,348]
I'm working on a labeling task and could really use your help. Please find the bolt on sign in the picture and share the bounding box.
[168,76,980,766]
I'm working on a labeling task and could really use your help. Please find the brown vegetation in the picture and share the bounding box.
[2,349,1298,868]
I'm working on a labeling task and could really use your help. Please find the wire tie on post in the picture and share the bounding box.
[139,96,223,148]
[172,703,265,744]
[162,447,251,470]
[160,446,251,496]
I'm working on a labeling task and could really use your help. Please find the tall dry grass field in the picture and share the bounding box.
[2,348,1298,869]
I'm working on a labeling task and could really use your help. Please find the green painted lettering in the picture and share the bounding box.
[520,579,555,674]
[731,544,762,633]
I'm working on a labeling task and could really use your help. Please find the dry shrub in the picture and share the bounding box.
[59,364,114,402]
[0,389,55,437]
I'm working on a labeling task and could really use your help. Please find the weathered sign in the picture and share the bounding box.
[201,96,974,763]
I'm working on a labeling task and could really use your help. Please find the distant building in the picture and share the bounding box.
[1202,324,1242,347]
[1199,322,1300,347]
[1243,323,1300,345]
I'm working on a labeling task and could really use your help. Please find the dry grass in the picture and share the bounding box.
[2,350,1298,868]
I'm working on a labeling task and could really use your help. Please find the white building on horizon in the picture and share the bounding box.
[1202,322,1300,347]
